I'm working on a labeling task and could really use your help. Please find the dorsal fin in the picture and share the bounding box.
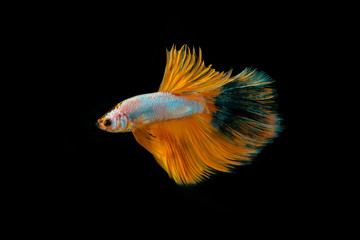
[158,45,232,94]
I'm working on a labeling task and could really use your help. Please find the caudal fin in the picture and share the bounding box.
[133,45,281,185]
[211,68,281,153]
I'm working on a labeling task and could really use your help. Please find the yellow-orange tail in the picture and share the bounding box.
[133,45,281,185]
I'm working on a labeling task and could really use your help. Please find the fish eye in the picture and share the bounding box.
[104,119,112,127]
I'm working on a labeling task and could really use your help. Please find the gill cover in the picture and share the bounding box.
[116,114,130,132]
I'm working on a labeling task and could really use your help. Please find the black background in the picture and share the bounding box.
[32,5,331,229]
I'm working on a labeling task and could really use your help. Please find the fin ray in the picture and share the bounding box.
[159,45,232,94]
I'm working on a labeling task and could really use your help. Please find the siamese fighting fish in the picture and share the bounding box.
[97,45,281,185]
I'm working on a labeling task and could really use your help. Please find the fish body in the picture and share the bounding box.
[98,92,204,132]
[122,92,204,127]
[97,45,281,185]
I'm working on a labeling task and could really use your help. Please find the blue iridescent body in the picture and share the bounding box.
[104,92,204,132]
[124,92,204,123]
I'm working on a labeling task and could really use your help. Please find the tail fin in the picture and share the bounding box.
[211,68,281,152]
[134,45,281,185]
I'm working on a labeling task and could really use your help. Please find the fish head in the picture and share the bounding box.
[97,104,131,133]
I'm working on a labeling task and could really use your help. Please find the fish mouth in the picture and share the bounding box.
[95,120,101,128]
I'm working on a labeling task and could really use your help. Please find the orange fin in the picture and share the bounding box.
[159,45,232,94]
[133,113,256,185]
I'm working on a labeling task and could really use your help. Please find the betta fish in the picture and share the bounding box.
[97,45,281,185]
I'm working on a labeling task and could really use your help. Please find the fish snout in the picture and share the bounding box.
[96,118,103,128]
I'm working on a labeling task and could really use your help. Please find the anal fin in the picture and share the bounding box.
[132,112,254,185]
